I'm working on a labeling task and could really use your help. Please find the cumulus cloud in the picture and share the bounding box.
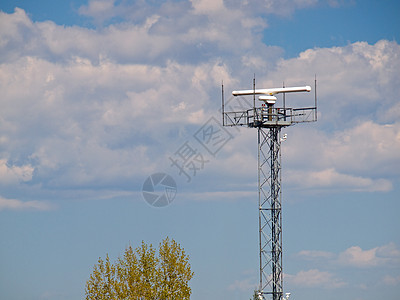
[0,196,52,211]
[286,269,346,288]
[77,0,331,28]
[78,0,118,23]
[0,5,275,70]
[255,39,400,192]
[297,243,400,268]
[322,122,400,177]
[78,0,273,65]
[228,277,257,291]
[382,275,400,286]
[338,246,383,268]
[297,250,336,260]
[326,0,356,8]
[0,12,237,190]
[286,168,393,192]
[283,120,400,192]
[0,159,34,184]
[1,6,399,201]
[290,243,400,292]
[191,0,225,14]
[338,243,400,268]
[225,0,319,17]
[262,40,400,121]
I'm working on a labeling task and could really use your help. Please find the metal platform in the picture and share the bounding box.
[223,106,316,128]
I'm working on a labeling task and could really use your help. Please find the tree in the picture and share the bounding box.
[85,237,194,300]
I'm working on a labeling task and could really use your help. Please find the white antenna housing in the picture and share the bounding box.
[232,86,311,96]
[259,95,277,105]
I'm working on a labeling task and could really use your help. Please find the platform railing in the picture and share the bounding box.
[223,107,316,128]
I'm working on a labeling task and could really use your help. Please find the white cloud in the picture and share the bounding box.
[286,269,346,288]
[1,7,399,199]
[255,40,400,193]
[0,25,238,190]
[191,0,225,14]
[376,243,400,261]
[78,0,117,23]
[264,40,400,124]
[283,120,400,192]
[79,1,271,65]
[322,122,400,178]
[342,243,400,268]
[181,190,256,202]
[0,159,34,184]
[286,168,393,192]
[297,243,400,268]
[297,250,336,260]
[225,0,319,17]
[0,196,52,211]
[228,277,257,291]
[338,246,383,268]
[326,0,356,8]
[382,275,400,286]
[77,0,323,27]
[1,55,158,188]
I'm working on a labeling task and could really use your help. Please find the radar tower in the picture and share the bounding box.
[222,77,317,300]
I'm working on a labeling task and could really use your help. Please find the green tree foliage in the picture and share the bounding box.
[85,237,194,300]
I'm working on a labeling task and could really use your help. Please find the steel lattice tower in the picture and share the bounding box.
[222,78,317,300]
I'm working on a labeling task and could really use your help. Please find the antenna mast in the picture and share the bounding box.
[222,78,317,300]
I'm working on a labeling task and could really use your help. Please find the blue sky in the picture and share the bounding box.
[0,1,399,300]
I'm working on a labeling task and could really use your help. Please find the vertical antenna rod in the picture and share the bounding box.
[222,81,225,126]
[314,75,318,121]
[282,81,286,121]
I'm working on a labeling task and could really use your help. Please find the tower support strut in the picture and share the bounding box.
[258,127,283,300]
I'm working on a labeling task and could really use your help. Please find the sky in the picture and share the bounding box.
[0,0,399,299]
